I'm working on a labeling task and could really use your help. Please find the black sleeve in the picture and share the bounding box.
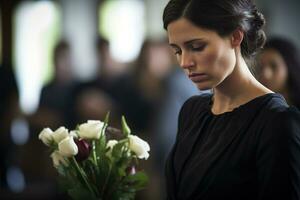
[256,106,300,200]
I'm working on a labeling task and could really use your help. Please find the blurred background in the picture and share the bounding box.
[0,0,300,199]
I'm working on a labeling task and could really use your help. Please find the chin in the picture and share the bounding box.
[195,83,213,91]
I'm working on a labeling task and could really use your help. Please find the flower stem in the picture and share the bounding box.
[101,164,112,199]
[72,157,95,196]
[92,140,98,168]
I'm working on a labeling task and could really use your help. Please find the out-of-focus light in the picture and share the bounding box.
[6,166,26,193]
[11,118,30,145]
[14,1,61,114]
[99,0,145,63]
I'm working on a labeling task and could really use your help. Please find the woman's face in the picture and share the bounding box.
[258,49,288,92]
[167,18,236,90]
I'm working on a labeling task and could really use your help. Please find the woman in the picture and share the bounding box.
[163,0,300,199]
[258,37,300,109]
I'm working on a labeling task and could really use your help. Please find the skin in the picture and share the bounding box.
[258,49,288,93]
[167,18,272,115]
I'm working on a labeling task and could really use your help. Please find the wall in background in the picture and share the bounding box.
[257,0,300,46]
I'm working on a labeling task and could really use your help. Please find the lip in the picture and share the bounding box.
[188,73,209,82]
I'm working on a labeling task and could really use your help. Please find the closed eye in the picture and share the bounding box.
[188,44,206,52]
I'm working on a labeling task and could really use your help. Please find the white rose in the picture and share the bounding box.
[106,140,118,156]
[50,151,69,168]
[52,126,69,143]
[70,130,78,138]
[38,128,53,146]
[128,135,150,160]
[78,120,105,139]
[58,136,78,157]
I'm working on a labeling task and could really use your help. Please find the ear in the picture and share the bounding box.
[231,28,244,47]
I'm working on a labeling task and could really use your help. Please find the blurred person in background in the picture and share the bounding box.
[96,37,129,83]
[29,40,75,129]
[134,40,174,104]
[257,37,300,109]
[133,39,179,132]
[95,37,155,132]
[69,37,131,129]
[77,37,154,131]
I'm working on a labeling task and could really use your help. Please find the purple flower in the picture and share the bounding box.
[74,139,91,161]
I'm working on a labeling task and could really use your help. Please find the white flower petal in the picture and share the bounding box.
[52,126,69,143]
[50,151,69,168]
[106,140,118,157]
[128,135,150,160]
[78,120,105,139]
[58,136,78,157]
[38,128,53,146]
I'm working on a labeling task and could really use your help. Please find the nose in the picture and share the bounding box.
[179,52,195,70]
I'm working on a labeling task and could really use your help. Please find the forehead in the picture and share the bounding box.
[167,18,218,44]
[260,49,284,62]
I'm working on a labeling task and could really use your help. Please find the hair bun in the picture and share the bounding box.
[252,9,265,32]
[241,8,266,57]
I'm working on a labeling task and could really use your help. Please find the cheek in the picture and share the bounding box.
[202,51,218,67]
[200,47,235,77]
[275,66,288,85]
[196,47,220,71]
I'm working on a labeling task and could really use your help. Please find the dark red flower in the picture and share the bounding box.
[74,139,91,161]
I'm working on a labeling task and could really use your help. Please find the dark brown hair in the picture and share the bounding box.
[163,0,266,58]
[263,37,300,108]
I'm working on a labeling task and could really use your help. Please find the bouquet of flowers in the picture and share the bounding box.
[38,114,150,200]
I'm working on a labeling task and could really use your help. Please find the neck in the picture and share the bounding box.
[212,52,272,115]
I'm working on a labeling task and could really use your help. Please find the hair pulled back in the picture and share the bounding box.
[163,0,266,58]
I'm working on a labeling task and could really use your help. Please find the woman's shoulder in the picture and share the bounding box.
[258,94,300,136]
[260,93,299,118]
[268,106,300,129]
[250,94,300,150]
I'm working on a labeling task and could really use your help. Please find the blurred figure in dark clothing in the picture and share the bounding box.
[257,37,300,108]
[69,37,149,131]
[0,65,19,188]
[132,39,175,134]
[95,37,151,131]
[68,38,121,129]
[30,40,75,129]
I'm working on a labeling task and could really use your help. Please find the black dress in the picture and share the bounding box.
[165,93,300,200]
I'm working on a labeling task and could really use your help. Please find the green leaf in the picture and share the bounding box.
[96,112,110,156]
[124,171,149,191]
[57,165,67,176]
[68,185,98,200]
[104,111,110,124]
[111,142,124,160]
[121,116,131,137]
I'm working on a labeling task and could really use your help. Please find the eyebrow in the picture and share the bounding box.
[169,38,205,47]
